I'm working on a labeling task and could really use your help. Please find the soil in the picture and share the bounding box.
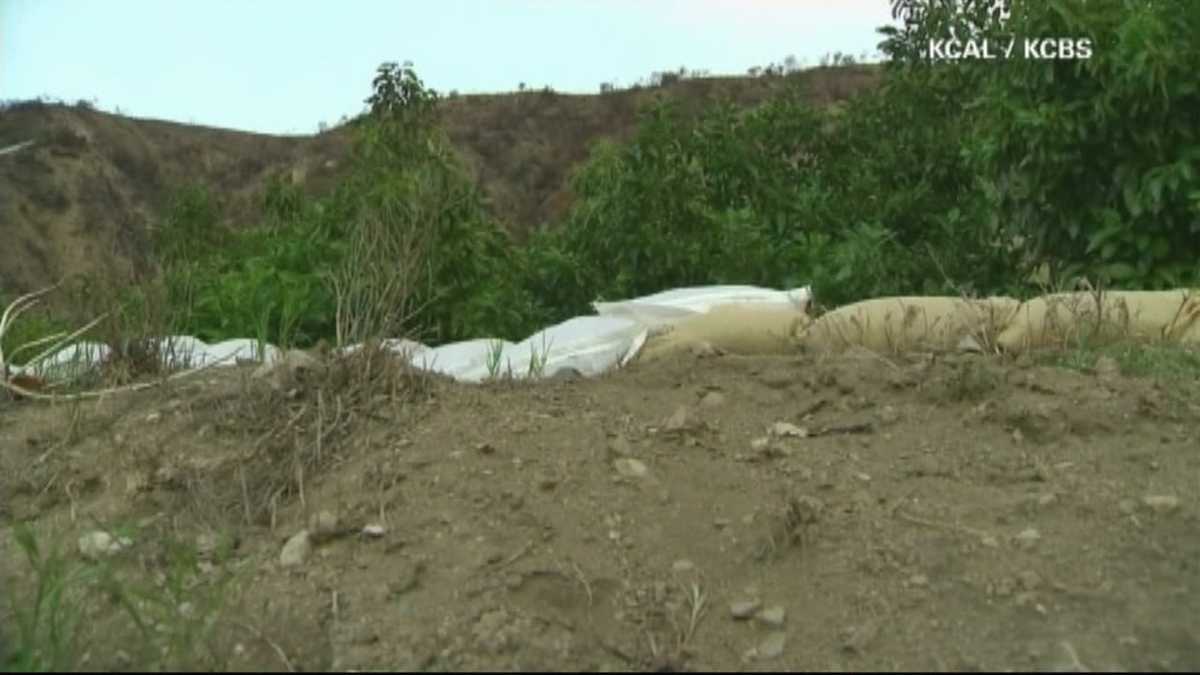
[2,347,1198,671]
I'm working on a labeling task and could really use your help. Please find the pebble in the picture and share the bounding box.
[361,524,386,538]
[79,531,132,560]
[755,605,786,627]
[614,458,648,478]
[671,559,695,573]
[665,406,692,432]
[309,510,340,542]
[280,530,312,568]
[730,599,761,619]
[756,632,787,660]
[1142,495,1180,514]
[1014,528,1041,549]
[769,422,808,438]
[606,435,634,459]
[699,391,726,408]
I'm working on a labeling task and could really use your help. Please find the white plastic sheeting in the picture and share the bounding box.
[11,285,811,384]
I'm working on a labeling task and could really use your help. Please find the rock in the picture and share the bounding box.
[699,391,726,408]
[606,434,634,459]
[308,510,340,542]
[878,405,901,425]
[957,334,984,353]
[361,524,386,538]
[841,620,879,654]
[1017,570,1042,591]
[757,632,787,660]
[613,458,648,478]
[769,422,808,438]
[1142,495,1181,514]
[688,341,721,357]
[730,599,761,619]
[671,559,695,573]
[664,406,692,432]
[756,605,786,627]
[1014,528,1041,549]
[549,366,582,381]
[280,530,312,568]
[79,531,131,560]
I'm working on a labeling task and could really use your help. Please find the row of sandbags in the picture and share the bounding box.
[633,290,1200,361]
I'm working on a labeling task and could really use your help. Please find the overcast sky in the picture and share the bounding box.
[2,0,897,135]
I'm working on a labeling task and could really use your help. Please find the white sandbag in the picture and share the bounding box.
[155,335,213,369]
[203,338,280,366]
[16,340,111,379]
[415,338,517,382]
[501,315,648,379]
[593,285,812,331]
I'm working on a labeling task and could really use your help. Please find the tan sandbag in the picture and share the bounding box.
[796,296,1021,354]
[995,289,1200,353]
[636,304,812,362]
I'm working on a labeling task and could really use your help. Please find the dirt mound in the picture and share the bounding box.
[2,346,1197,670]
[0,66,881,296]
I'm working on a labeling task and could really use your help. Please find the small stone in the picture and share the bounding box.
[908,574,929,588]
[665,406,692,432]
[769,422,808,438]
[671,559,695,573]
[79,531,131,560]
[1017,570,1042,591]
[730,599,761,619]
[1142,495,1180,514]
[841,620,879,654]
[606,435,634,459]
[1037,493,1058,507]
[713,518,732,530]
[280,530,312,568]
[361,524,386,538]
[756,632,787,660]
[476,442,496,455]
[1014,528,1041,549]
[756,605,786,627]
[145,412,161,423]
[878,406,901,424]
[699,391,726,408]
[308,510,339,541]
[614,458,648,478]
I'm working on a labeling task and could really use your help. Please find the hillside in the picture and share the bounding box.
[0,65,881,297]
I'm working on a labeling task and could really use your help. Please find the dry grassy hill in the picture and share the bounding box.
[0,65,881,297]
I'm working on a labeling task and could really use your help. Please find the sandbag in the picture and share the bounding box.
[636,304,812,362]
[796,296,1021,354]
[593,285,812,332]
[995,290,1200,353]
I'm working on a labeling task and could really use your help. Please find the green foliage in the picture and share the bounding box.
[134,15,1199,352]
[963,0,1200,288]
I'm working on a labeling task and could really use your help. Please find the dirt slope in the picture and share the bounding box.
[2,348,1197,670]
[0,66,880,297]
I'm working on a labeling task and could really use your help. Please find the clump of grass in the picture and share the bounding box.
[4,524,95,671]
[1043,341,1200,382]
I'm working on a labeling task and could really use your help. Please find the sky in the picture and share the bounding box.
[2,0,898,136]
